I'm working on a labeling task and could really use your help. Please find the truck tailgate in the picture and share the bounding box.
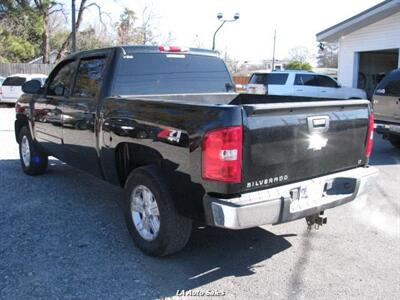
[241,100,370,192]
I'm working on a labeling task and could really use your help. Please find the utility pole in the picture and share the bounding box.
[272,30,276,71]
[71,0,76,52]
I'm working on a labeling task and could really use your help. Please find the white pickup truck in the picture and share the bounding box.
[247,70,367,100]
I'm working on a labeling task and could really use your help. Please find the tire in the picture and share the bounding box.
[18,126,48,176]
[124,165,192,256]
[388,136,400,148]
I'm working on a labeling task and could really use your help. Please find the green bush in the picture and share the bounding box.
[285,60,313,71]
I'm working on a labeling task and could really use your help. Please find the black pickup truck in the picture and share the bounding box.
[15,46,377,256]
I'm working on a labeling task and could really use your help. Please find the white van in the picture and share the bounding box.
[0,74,47,104]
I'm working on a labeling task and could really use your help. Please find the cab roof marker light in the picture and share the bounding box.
[159,46,189,52]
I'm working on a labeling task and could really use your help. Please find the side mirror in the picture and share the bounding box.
[376,88,385,95]
[335,83,341,88]
[22,80,41,94]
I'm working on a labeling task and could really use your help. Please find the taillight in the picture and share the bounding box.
[202,126,243,183]
[366,113,374,158]
[159,45,189,52]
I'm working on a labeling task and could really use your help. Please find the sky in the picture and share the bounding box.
[68,0,383,62]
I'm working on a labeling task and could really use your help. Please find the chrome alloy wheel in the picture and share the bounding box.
[21,136,31,167]
[130,185,160,241]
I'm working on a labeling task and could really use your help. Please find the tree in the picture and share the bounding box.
[34,1,67,63]
[0,0,67,63]
[288,46,310,63]
[116,6,158,46]
[0,1,43,62]
[0,31,36,62]
[191,34,204,48]
[116,8,138,44]
[160,31,175,45]
[317,42,338,68]
[56,0,109,60]
[77,26,108,50]
[221,50,240,74]
[136,4,158,45]
[285,60,313,71]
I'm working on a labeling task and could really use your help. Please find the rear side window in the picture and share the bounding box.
[317,75,337,87]
[249,73,288,85]
[295,74,319,86]
[3,77,26,86]
[376,70,400,96]
[73,57,106,98]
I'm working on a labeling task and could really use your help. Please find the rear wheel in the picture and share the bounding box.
[124,165,192,256]
[18,126,48,175]
[388,136,400,148]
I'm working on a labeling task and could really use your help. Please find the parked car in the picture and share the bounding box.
[0,74,47,104]
[15,46,377,256]
[247,70,367,99]
[373,68,400,148]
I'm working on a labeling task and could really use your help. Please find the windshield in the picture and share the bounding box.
[111,53,233,96]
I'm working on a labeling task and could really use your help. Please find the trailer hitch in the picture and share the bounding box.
[306,211,327,230]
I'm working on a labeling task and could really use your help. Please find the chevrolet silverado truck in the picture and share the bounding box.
[15,46,377,256]
[373,68,400,148]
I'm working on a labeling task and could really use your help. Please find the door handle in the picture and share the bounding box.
[321,90,327,93]
[296,89,303,92]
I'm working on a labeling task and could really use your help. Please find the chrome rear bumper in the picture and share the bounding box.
[203,167,378,229]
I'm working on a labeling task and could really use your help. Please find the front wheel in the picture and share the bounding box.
[124,165,192,256]
[18,126,48,176]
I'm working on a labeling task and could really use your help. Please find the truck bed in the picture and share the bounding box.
[103,93,370,195]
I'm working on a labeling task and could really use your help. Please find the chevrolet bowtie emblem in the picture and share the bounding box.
[308,134,328,151]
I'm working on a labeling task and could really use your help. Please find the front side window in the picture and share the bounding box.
[73,57,106,98]
[47,61,76,96]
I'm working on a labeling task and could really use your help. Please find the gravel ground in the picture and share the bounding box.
[0,106,399,300]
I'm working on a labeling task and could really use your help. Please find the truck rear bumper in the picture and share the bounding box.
[203,167,378,229]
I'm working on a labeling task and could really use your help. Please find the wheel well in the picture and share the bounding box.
[15,115,29,143]
[115,143,163,186]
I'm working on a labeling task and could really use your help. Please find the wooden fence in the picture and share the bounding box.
[0,63,55,77]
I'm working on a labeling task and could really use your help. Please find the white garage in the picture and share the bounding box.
[317,0,400,98]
